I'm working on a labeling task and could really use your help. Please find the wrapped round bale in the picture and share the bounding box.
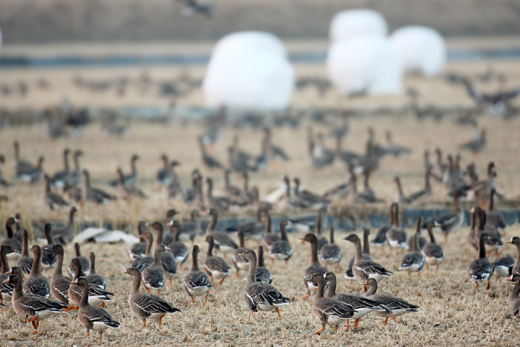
[329,9,387,42]
[327,36,403,95]
[390,26,446,77]
[203,31,294,110]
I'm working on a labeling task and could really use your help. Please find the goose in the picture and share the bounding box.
[293,177,329,210]
[16,229,34,275]
[166,161,183,199]
[469,233,494,291]
[13,140,35,174]
[507,274,520,319]
[485,188,506,231]
[117,167,148,200]
[0,245,15,304]
[429,191,464,243]
[363,278,419,325]
[24,246,51,298]
[345,229,373,282]
[393,176,414,204]
[149,222,177,286]
[444,155,467,196]
[255,246,272,284]
[128,221,148,261]
[162,209,179,245]
[381,131,411,157]
[459,128,486,154]
[68,258,114,307]
[408,170,434,202]
[4,269,67,334]
[156,154,173,186]
[68,242,90,277]
[110,154,139,188]
[405,229,428,252]
[14,141,45,183]
[198,136,224,169]
[319,226,343,270]
[205,177,236,211]
[260,211,279,252]
[184,245,212,306]
[232,230,252,277]
[50,206,79,245]
[203,236,230,286]
[263,127,290,162]
[506,236,520,277]
[166,221,189,269]
[311,273,355,336]
[41,224,57,268]
[473,207,503,257]
[239,249,291,320]
[178,210,201,244]
[131,231,154,272]
[1,217,22,259]
[371,208,394,249]
[268,220,293,268]
[86,252,105,290]
[71,278,120,345]
[468,161,496,204]
[44,174,70,210]
[44,244,72,306]
[334,132,359,166]
[67,150,84,188]
[422,220,445,274]
[399,217,425,277]
[300,233,328,298]
[344,234,392,284]
[204,208,238,258]
[467,207,479,252]
[227,207,265,242]
[0,154,10,187]
[386,203,407,252]
[50,148,71,188]
[224,169,242,200]
[493,255,514,282]
[358,170,383,203]
[125,267,180,329]
[142,244,169,295]
[324,272,387,330]
[81,170,117,205]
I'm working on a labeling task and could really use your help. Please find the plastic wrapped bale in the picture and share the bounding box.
[326,36,403,95]
[0,28,2,49]
[329,9,387,42]
[212,31,287,59]
[203,32,294,110]
[390,26,446,77]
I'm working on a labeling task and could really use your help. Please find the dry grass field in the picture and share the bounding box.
[1,42,520,346]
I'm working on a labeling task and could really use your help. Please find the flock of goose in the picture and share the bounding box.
[0,68,519,343]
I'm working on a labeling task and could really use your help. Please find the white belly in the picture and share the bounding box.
[425,256,444,266]
[307,281,318,293]
[211,271,228,279]
[368,274,388,283]
[218,245,236,253]
[402,263,423,273]
[388,240,405,248]
[270,252,292,261]
[36,309,62,320]
[189,286,210,297]
[327,315,347,326]
[237,262,249,271]
[257,303,276,311]
[149,312,166,320]
[6,252,20,261]
[91,322,111,331]
[351,307,374,319]
[321,256,340,265]
[494,266,510,278]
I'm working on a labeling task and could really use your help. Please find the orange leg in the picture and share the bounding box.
[408,273,411,278]
[391,314,397,323]
[337,263,341,271]
[223,253,227,260]
[384,318,388,326]
[313,327,325,335]
[301,293,311,299]
[418,271,421,278]
[425,263,429,274]
[147,289,150,293]
[248,311,252,320]
[219,275,228,285]
[158,315,164,325]
[143,320,146,329]
[210,277,214,286]
[343,319,350,331]
[99,331,103,345]
[444,234,448,244]
[157,290,161,296]
[334,325,338,336]
[436,265,439,274]
[324,264,328,269]
[203,290,210,306]
[100,302,106,308]
[191,298,195,307]
[270,259,275,270]
[475,282,480,291]
[284,260,288,267]
[180,263,183,270]
[276,307,282,320]
[487,280,491,290]
[354,318,360,328]
[169,277,172,286]
[235,272,240,277]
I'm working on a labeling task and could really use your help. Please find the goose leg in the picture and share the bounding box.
[475,282,479,291]
[487,280,490,290]
[354,319,360,328]
[343,319,350,331]
[313,327,325,335]
[169,277,172,286]
[444,234,448,244]
[276,308,282,320]
[391,314,397,323]
[425,263,429,273]
[191,298,195,307]
[219,275,228,285]
[143,320,146,329]
[203,290,210,306]
[436,265,439,274]
[337,263,341,271]
[99,331,103,345]
[383,318,388,326]
[100,302,106,308]
[301,293,311,299]
[270,259,274,270]
[223,253,227,260]
[334,326,338,336]
[248,311,252,320]
[159,315,164,325]
[418,271,421,278]
[157,290,161,296]
[180,263,183,270]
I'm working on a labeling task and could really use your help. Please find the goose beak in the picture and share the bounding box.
[6,269,12,274]
[71,279,78,284]
[2,278,8,283]
[298,237,303,241]
[165,246,171,251]
[167,220,173,226]
[434,221,441,228]
[468,207,475,213]
[506,240,512,243]
[123,269,130,275]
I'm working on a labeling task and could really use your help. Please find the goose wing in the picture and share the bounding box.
[133,292,180,314]
[245,282,291,307]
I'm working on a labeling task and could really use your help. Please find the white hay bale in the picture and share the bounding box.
[329,9,387,42]
[390,26,446,77]
[327,36,403,95]
[203,31,294,110]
